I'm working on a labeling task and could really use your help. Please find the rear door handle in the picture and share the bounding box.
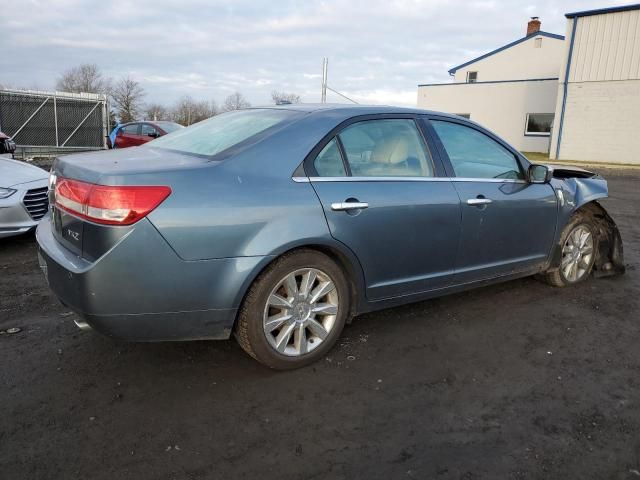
[331,201,369,211]
[466,198,492,206]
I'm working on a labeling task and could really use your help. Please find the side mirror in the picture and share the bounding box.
[528,164,553,184]
[147,132,160,138]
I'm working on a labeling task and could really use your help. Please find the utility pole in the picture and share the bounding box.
[321,57,328,103]
[319,57,358,105]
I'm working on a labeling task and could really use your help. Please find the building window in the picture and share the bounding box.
[525,113,554,136]
[534,38,542,48]
[455,113,471,119]
[466,71,478,83]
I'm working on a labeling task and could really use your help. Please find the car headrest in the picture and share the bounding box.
[371,135,411,165]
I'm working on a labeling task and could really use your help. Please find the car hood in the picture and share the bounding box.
[0,157,49,187]
[545,163,598,179]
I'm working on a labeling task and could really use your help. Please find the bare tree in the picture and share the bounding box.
[145,103,171,121]
[111,77,145,123]
[271,90,301,105]
[222,92,251,112]
[208,100,220,118]
[172,96,218,125]
[56,64,111,94]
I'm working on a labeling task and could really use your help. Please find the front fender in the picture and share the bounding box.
[549,176,624,277]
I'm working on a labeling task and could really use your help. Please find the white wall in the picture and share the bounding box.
[453,34,565,82]
[569,10,640,82]
[551,80,640,164]
[418,80,558,152]
[550,10,640,164]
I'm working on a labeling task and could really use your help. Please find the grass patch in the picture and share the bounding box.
[521,152,549,162]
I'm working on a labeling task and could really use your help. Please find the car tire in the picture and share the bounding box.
[545,212,598,287]
[235,249,350,370]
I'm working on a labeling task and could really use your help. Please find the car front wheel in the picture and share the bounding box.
[235,249,349,369]
[545,213,597,287]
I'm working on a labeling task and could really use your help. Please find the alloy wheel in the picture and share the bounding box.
[262,268,339,356]
[561,225,594,282]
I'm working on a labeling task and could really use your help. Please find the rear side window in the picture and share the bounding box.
[431,120,524,180]
[336,119,433,177]
[122,124,140,134]
[314,138,346,177]
[150,109,298,157]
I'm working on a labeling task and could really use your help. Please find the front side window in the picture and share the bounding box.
[314,138,347,177]
[525,113,554,136]
[431,120,524,180]
[141,124,158,136]
[336,119,433,177]
[150,109,299,157]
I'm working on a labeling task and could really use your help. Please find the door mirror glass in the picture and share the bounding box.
[528,164,552,183]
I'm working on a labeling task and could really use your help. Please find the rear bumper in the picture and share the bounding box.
[36,217,268,341]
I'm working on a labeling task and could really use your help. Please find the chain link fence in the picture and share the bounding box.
[0,88,108,159]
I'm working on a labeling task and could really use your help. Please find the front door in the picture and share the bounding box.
[428,118,558,284]
[307,117,461,300]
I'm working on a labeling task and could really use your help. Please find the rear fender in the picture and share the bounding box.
[230,237,368,323]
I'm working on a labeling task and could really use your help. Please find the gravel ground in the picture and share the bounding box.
[1,172,639,480]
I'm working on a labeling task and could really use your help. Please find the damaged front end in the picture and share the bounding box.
[548,164,625,278]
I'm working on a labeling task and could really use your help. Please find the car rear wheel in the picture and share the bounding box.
[235,249,349,369]
[545,213,597,287]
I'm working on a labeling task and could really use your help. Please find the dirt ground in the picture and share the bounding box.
[1,172,639,480]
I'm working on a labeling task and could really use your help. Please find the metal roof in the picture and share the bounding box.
[565,3,640,18]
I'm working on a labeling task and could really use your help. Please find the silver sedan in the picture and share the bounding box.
[0,156,49,239]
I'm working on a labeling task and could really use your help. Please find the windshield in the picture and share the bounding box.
[156,122,183,133]
[149,109,298,157]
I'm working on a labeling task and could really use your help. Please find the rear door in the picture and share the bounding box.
[306,115,461,301]
[426,117,558,283]
[115,123,142,148]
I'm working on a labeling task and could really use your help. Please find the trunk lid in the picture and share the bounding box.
[53,146,210,185]
[50,146,209,260]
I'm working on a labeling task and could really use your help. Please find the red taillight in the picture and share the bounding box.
[55,177,171,225]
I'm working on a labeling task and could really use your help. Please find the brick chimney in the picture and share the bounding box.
[527,16,541,35]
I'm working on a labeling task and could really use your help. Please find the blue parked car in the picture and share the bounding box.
[37,105,624,369]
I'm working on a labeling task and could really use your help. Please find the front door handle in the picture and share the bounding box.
[466,198,492,206]
[331,201,369,211]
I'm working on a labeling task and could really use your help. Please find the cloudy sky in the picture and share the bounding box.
[1,0,634,107]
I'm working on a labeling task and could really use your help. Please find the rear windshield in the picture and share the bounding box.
[149,109,298,157]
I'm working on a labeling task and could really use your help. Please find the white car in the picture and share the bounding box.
[0,156,49,239]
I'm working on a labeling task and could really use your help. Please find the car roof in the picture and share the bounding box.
[245,103,462,120]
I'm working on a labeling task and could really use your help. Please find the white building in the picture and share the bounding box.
[417,18,565,153]
[550,4,640,164]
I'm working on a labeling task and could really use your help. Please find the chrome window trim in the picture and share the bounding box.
[293,176,527,184]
